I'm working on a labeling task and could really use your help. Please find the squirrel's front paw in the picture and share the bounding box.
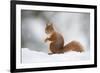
[45,38,48,42]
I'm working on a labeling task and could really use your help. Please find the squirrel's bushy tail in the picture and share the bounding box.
[63,41,84,52]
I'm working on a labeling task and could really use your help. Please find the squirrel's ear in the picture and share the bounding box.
[46,23,49,26]
[46,21,50,26]
[46,22,53,26]
[50,23,53,26]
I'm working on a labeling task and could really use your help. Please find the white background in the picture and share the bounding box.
[0,0,99,73]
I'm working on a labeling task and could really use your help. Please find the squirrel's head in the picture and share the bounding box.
[45,22,54,34]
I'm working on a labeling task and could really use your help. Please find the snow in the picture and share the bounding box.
[22,48,90,64]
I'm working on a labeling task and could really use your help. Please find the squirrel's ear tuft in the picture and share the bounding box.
[46,21,53,26]
[50,23,53,26]
[46,22,49,26]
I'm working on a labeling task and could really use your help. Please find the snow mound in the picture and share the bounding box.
[22,48,89,64]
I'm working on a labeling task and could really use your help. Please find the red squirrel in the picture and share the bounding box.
[45,22,84,54]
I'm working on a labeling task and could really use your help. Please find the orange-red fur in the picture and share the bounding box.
[45,22,84,54]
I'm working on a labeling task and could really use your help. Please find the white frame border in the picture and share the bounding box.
[16,4,95,69]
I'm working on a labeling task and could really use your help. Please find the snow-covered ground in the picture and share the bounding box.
[22,48,90,64]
